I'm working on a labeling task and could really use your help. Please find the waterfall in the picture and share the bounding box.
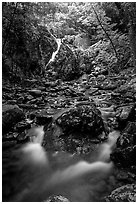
[49,39,62,63]
[3,128,120,202]
[45,30,62,68]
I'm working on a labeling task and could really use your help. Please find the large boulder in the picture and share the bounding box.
[47,43,80,81]
[116,104,136,129]
[2,105,25,134]
[56,104,105,138]
[105,184,136,202]
[43,104,106,153]
[110,122,136,168]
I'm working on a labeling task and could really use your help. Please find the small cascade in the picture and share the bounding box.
[46,38,62,68]
[49,39,62,63]
[3,127,120,202]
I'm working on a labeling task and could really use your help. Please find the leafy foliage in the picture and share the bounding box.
[2,2,136,80]
[2,2,57,79]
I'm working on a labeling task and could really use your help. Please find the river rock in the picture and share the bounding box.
[114,80,136,100]
[97,74,106,81]
[117,104,136,129]
[44,81,57,87]
[36,112,53,125]
[46,195,69,202]
[100,68,108,76]
[87,88,99,95]
[17,96,25,103]
[23,79,38,87]
[2,105,25,134]
[105,184,136,202]
[28,89,42,97]
[7,100,17,105]
[15,121,31,133]
[56,104,105,138]
[111,146,136,168]
[110,122,136,168]
[18,104,38,109]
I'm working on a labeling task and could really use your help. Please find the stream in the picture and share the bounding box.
[2,31,136,202]
[3,125,120,202]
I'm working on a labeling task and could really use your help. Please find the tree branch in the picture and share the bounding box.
[91,5,119,60]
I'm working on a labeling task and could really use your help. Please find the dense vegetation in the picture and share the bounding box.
[2,2,136,81]
[2,2,136,202]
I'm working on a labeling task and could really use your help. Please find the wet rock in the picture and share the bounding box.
[111,146,136,168]
[56,104,105,138]
[28,89,42,97]
[97,74,106,81]
[92,67,108,77]
[3,87,12,92]
[79,73,89,82]
[46,195,69,202]
[115,168,136,184]
[18,104,38,109]
[2,140,17,149]
[16,132,30,143]
[23,79,38,86]
[36,114,52,125]
[117,122,136,148]
[105,184,136,202]
[99,83,118,90]
[15,121,31,133]
[37,86,46,91]
[17,96,25,103]
[27,98,38,104]
[100,69,108,76]
[47,43,79,81]
[114,80,136,100]
[2,104,19,112]
[63,88,78,97]
[111,122,136,168]
[87,88,99,95]
[44,81,57,88]
[117,104,136,129]
[2,132,18,142]
[26,95,34,101]
[2,105,25,134]
[7,100,17,105]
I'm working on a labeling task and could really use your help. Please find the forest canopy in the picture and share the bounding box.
[2,2,136,81]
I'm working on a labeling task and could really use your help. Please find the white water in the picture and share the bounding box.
[98,131,120,162]
[3,127,120,202]
[50,39,62,62]
[46,38,62,67]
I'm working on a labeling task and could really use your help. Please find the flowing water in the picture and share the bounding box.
[46,38,62,68]
[2,126,120,202]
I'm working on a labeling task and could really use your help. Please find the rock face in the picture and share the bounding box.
[111,121,136,169]
[47,43,79,81]
[2,105,25,134]
[105,184,136,202]
[56,104,105,138]
[117,104,136,129]
[110,102,136,169]
[28,26,58,75]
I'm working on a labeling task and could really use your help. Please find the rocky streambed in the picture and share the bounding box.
[2,67,136,202]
